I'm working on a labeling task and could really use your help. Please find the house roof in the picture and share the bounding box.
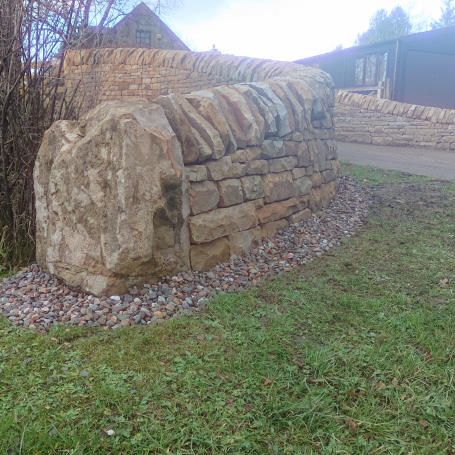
[295,25,455,64]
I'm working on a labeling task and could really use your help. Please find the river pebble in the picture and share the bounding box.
[0,176,370,331]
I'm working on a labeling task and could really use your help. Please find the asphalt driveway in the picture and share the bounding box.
[337,142,455,180]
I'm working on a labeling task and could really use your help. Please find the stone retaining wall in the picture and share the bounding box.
[335,91,455,151]
[35,49,339,296]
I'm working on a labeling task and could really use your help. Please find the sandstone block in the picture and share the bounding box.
[246,160,269,175]
[206,156,232,180]
[323,180,338,206]
[189,201,259,244]
[34,100,190,296]
[284,141,299,156]
[311,97,329,125]
[231,162,247,178]
[297,142,312,167]
[288,132,304,142]
[231,147,262,163]
[186,165,207,182]
[154,94,212,164]
[294,177,312,196]
[234,84,278,137]
[284,78,316,116]
[218,179,244,207]
[229,227,262,256]
[264,80,297,132]
[257,197,304,224]
[331,159,340,174]
[318,184,332,208]
[246,82,292,137]
[241,175,265,200]
[313,180,338,209]
[261,140,285,159]
[292,167,307,179]
[175,95,226,159]
[190,237,230,271]
[311,172,323,188]
[190,181,219,215]
[288,208,312,224]
[212,86,264,147]
[269,157,298,173]
[309,188,322,212]
[322,169,337,183]
[253,198,265,209]
[263,172,295,203]
[261,219,289,238]
[352,134,372,143]
[314,155,332,172]
[268,79,308,132]
[185,91,237,154]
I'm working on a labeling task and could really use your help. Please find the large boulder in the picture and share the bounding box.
[34,100,190,296]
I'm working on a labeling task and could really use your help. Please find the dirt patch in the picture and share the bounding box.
[369,180,455,221]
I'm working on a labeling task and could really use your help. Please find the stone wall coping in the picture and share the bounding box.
[336,90,455,125]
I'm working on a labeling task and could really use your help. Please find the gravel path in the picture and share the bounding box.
[0,176,370,332]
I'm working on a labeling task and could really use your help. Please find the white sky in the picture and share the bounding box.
[162,0,443,61]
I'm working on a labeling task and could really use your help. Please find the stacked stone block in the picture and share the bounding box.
[335,91,455,151]
[148,79,339,273]
[186,138,338,270]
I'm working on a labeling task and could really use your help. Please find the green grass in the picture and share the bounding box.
[340,161,434,186]
[0,269,11,280]
[1,165,455,454]
[0,266,15,280]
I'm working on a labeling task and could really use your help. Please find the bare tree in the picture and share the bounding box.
[431,0,455,29]
[148,0,182,16]
[0,0,183,269]
[0,0,134,268]
[356,6,413,45]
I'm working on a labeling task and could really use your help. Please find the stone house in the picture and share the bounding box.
[80,2,189,51]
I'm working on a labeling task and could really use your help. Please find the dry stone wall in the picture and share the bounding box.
[63,48,332,115]
[35,49,339,296]
[335,91,455,151]
[184,133,339,272]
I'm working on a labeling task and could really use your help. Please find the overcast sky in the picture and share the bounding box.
[161,0,443,61]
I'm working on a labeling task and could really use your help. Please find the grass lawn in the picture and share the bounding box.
[1,164,454,454]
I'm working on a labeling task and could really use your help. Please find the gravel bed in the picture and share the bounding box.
[0,176,370,332]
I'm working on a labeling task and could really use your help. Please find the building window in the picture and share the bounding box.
[365,54,377,85]
[378,52,388,82]
[355,58,365,86]
[354,52,388,87]
[136,30,151,47]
